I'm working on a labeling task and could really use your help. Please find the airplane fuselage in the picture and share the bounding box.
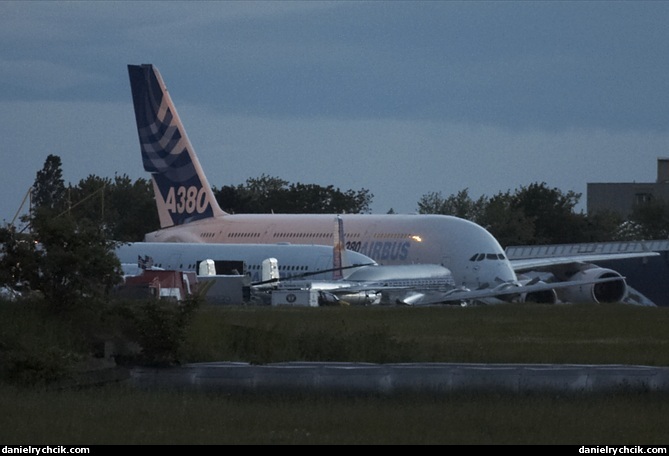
[116,242,376,283]
[143,213,518,290]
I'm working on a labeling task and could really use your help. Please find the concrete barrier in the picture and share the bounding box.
[128,362,669,394]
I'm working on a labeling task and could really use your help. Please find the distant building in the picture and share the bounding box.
[587,158,669,217]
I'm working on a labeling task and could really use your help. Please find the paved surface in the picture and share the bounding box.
[129,362,669,394]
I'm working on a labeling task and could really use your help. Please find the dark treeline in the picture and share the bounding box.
[8,154,668,247]
[213,174,374,216]
[415,185,660,247]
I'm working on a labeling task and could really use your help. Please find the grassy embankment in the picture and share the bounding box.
[2,301,669,444]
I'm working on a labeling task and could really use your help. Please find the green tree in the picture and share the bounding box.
[7,157,122,309]
[214,174,373,214]
[509,182,587,244]
[580,209,624,242]
[215,185,250,214]
[242,174,289,212]
[286,183,372,214]
[417,189,487,222]
[416,191,446,215]
[30,207,122,311]
[0,225,40,292]
[105,175,159,241]
[32,154,66,211]
[215,175,290,213]
[66,175,109,225]
[478,191,535,247]
[626,198,669,239]
[66,174,159,241]
[416,182,623,246]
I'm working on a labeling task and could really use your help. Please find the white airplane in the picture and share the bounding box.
[127,63,659,305]
[114,220,627,306]
[113,218,459,306]
[247,215,459,305]
[264,263,458,306]
[114,241,376,283]
[262,218,633,305]
[115,240,460,306]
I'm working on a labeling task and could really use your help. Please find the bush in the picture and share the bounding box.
[0,299,86,386]
[109,297,200,366]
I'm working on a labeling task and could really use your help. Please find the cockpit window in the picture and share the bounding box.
[470,253,506,261]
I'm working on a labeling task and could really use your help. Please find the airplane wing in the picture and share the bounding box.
[507,251,659,306]
[421,275,625,305]
[266,252,660,307]
[510,251,659,273]
[311,274,627,307]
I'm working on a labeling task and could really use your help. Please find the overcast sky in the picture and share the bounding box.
[2,1,668,226]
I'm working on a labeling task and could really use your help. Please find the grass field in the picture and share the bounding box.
[182,303,669,365]
[2,302,669,444]
[2,384,669,444]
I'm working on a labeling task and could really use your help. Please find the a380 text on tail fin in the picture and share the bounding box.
[128,64,224,228]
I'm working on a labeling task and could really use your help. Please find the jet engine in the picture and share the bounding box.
[520,287,558,304]
[336,291,382,306]
[555,267,627,304]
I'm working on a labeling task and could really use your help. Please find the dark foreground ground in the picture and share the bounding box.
[3,302,669,444]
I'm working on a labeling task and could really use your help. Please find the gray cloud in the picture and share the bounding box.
[1,1,668,223]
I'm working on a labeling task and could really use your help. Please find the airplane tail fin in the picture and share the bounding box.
[128,64,227,228]
[332,215,348,279]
